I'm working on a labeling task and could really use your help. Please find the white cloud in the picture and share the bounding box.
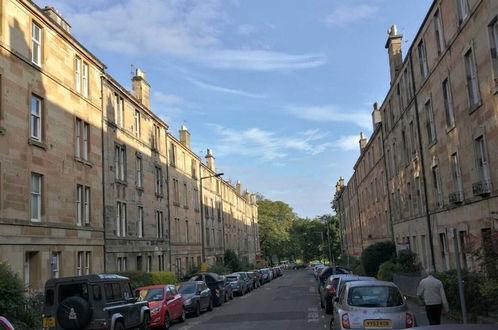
[325,4,378,27]
[287,105,372,130]
[236,24,258,36]
[40,0,326,71]
[204,124,333,161]
[186,77,265,98]
[334,135,361,151]
[153,92,183,104]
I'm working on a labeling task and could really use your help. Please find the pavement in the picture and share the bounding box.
[406,296,455,327]
[172,269,330,330]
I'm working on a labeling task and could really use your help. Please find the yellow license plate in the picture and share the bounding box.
[364,319,392,327]
[42,316,56,328]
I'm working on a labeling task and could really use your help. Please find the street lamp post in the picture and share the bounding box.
[199,172,224,265]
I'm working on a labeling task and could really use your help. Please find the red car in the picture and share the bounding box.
[136,284,185,329]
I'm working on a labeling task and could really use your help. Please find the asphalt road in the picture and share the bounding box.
[173,269,330,330]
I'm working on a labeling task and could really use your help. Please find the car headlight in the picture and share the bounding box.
[184,299,192,305]
[151,306,162,314]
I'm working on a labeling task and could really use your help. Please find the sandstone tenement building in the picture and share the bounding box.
[0,0,260,290]
[336,0,498,275]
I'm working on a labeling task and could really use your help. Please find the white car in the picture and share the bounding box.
[331,280,414,329]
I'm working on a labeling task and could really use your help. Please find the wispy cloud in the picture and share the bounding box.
[41,0,326,71]
[186,77,265,98]
[334,134,362,151]
[287,105,372,130]
[153,91,183,104]
[325,4,378,27]
[204,124,333,161]
[236,24,258,36]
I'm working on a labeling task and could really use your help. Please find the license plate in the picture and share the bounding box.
[42,316,56,328]
[364,319,392,328]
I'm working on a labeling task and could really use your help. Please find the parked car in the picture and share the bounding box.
[237,272,253,292]
[0,317,14,330]
[226,273,248,296]
[245,272,259,289]
[177,281,212,317]
[249,270,263,286]
[220,276,234,302]
[317,266,352,290]
[189,273,225,307]
[321,275,375,314]
[330,281,414,330]
[259,268,271,283]
[136,284,185,328]
[42,274,150,330]
[319,274,353,311]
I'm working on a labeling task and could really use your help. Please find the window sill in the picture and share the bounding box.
[115,179,128,186]
[136,186,144,192]
[28,138,47,150]
[468,101,483,115]
[445,124,456,134]
[75,157,93,167]
[155,193,164,199]
[427,140,437,150]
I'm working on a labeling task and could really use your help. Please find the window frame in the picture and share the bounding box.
[417,40,429,79]
[464,46,481,110]
[31,22,42,66]
[30,95,42,141]
[442,78,455,128]
[31,173,42,222]
[434,9,445,55]
[138,206,144,238]
[82,62,89,98]
[425,98,436,144]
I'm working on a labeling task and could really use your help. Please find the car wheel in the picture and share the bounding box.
[163,313,170,330]
[140,313,151,330]
[179,308,186,323]
[207,298,213,311]
[325,300,333,314]
[115,321,125,330]
[194,303,201,317]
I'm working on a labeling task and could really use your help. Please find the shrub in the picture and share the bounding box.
[208,263,232,275]
[150,271,177,285]
[117,271,152,289]
[377,261,401,281]
[0,262,25,318]
[224,249,240,272]
[480,279,498,312]
[396,250,421,273]
[435,270,486,315]
[360,241,396,277]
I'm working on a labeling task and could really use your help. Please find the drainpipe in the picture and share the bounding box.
[100,75,107,272]
[165,134,172,271]
[408,54,436,272]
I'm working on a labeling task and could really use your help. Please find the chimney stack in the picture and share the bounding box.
[206,148,215,171]
[359,132,367,151]
[372,102,382,127]
[236,180,242,195]
[43,7,71,33]
[385,24,403,84]
[132,68,151,109]
[179,125,190,149]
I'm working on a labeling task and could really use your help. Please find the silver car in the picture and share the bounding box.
[331,281,414,329]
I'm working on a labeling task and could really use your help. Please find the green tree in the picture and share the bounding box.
[224,249,240,272]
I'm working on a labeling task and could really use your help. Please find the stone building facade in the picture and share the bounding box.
[0,0,260,290]
[336,0,498,274]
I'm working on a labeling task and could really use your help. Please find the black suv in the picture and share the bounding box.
[42,274,150,330]
[189,273,226,307]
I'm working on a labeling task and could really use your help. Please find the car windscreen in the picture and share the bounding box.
[226,276,238,282]
[348,286,403,308]
[137,288,163,301]
[178,283,197,294]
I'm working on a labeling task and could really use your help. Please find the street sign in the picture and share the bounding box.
[201,262,207,272]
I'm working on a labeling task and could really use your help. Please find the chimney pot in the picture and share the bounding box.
[179,125,191,149]
[385,24,403,84]
[359,132,367,151]
[205,148,215,171]
[43,6,71,33]
[132,68,151,109]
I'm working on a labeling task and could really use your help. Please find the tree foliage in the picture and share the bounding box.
[360,241,396,277]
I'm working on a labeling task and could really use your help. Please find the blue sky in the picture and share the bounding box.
[36,0,432,218]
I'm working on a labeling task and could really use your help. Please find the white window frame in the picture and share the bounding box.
[451,152,463,194]
[82,122,89,160]
[418,41,429,78]
[84,186,90,225]
[134,110,141,138]
[51,252,60,278]
[31,173,42,222]
[457,0,469,22]
[432,165,443,207]
[136,155,143,188]
[434,9,445,55]
[31,23,42,66]
[489,19,498,87]
[475,135,490,182]
[75,119,81,158]
[155,166,163,196]
[77,251,83,276]
[75,57,81,93]
[82,62,89,98]
[464,47,481,108]
[31,95,42,141]
[442,78,455,128]
[117,202,127,237]
[115,145,126,181]
[425,99,436,143]
[85,252,91,275]
[146,256,152,272]
[76,184,83,226]
[138,206,144,238]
